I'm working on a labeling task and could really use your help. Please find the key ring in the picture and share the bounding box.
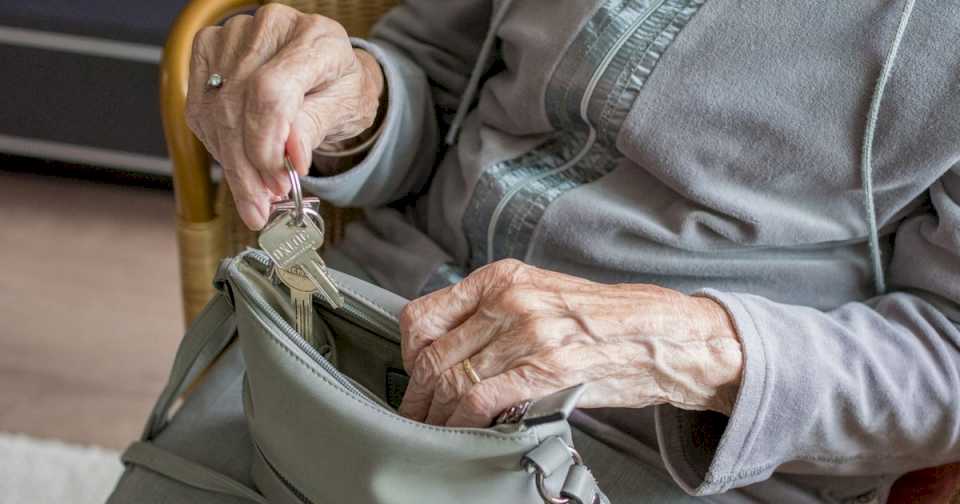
[284,156,305,225]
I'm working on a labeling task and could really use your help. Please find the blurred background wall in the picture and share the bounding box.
[0,3,194,501]
[0,1,189,174]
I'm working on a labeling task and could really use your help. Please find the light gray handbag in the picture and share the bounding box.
[121,249,608,504]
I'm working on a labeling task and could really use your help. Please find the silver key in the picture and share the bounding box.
[258,211,345,309]
[275,265,319,345]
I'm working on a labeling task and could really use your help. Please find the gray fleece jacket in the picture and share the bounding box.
[302,1,960,502]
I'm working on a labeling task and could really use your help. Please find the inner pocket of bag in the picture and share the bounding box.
[319,310,406,406]
[235,253,410,411]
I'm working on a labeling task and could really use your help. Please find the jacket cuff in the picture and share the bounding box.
[300,37,427,207]
[654,289,773,495]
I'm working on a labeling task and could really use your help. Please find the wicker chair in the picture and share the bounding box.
[160,2,959,501]
[161,0,396,325]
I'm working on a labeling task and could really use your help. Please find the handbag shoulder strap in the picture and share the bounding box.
[122,441,267,504]
[121,291,267,502]
[142,292,237,440]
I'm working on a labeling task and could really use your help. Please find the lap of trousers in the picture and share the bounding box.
[107,342,701,504]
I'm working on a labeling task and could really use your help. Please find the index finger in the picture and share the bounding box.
[399,277,484,374]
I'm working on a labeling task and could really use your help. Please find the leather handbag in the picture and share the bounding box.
[120,249,608,504]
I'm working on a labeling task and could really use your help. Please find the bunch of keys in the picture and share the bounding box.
[258,157,345,342]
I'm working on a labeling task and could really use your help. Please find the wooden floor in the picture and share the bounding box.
[0,167,183,449]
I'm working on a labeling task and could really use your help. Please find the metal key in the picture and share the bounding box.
[274,264,319,345]
[268,206,336,340]
[259,211,345,309]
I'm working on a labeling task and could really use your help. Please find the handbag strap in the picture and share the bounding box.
[141,291,237,440]
[123,441,267,504]
[121,290,268,502]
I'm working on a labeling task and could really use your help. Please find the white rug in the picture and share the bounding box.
[0,432,123,504]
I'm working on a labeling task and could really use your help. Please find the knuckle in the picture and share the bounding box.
[492,258,525,274]
[495,286,528,313]
[242,27,272,57]
[436,370,459,399]
[192,26,219,56]
[250,72,288,108]
[412,346,443,385]
[302,14,346,38]
[447,280,474,303]
[256,2,293,21]
[399,301,423,338]
[476,258,526,286]
[222,13,248,32]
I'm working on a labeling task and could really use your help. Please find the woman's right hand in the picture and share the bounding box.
[186,3,384,229]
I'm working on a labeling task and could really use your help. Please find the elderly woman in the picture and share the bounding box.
[186,1,960,501]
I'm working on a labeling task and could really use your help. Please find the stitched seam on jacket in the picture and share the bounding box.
[595,0,691,144]
[702,453,929,486]
[464,0,706,268]
[722,295,774,480]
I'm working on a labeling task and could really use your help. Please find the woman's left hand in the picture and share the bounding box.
[398,259,744,427]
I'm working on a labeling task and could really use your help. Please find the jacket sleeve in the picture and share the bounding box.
[655,165,960,496]
[300,1,492,207]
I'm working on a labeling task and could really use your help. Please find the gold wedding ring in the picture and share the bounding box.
[462,358,482,385]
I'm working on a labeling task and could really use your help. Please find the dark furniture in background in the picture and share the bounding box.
[0,1,190,175]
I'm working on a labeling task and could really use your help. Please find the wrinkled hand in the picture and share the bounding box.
[398,259,743,427]
[186,4,384,229]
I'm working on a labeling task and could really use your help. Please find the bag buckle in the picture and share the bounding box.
[523,437,599,504]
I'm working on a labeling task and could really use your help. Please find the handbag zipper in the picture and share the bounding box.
[231,257,371,399]
[244,250,400,341]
